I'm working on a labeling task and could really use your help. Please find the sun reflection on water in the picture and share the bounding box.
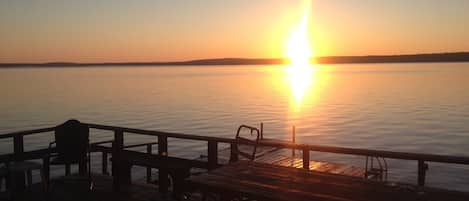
[287,64,314,107]
[269,63,329,116]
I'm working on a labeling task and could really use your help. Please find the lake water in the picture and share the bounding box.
[1,63,469,191]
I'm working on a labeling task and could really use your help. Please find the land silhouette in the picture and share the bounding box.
[1,52,469,67]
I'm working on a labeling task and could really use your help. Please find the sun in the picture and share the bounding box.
[284,4,315,108]
[286,14,312,65]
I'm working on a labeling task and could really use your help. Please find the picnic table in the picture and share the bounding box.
[187,161,469,201]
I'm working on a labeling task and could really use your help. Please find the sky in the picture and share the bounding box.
[1,0,468,63]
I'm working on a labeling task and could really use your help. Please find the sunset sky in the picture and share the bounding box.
[1,0,468,63]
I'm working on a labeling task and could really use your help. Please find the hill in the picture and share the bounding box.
[1,52,469,67]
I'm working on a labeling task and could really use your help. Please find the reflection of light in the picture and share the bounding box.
[269,64,327,114]
[286,64,315,108]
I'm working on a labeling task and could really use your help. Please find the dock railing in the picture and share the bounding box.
[1,122,469,188]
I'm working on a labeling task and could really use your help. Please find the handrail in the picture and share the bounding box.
[85,123,235,144]
[257,140,469,165]
[1,122,469,187]
[2,123,469,165]
[0,126,55,139]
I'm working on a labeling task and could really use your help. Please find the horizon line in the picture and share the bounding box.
[1,51,469,66]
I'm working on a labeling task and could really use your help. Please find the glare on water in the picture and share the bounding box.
[286,64,314,109]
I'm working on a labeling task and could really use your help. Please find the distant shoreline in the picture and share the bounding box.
[1,52,469,67]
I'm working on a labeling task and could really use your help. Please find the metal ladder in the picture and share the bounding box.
[364,156,388,181]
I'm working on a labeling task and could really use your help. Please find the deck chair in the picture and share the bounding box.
[45,119,92,190]
[230,125,260,162]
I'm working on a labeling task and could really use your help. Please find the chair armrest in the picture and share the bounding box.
[91,140,114,146]
[123,142,158,149]
[45,141,57,159]
[48,141,56,149]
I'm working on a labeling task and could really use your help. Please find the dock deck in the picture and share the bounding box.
[2,122,469,201]
[199,139,367,178]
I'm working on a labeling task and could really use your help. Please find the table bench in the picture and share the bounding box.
[113,149,206,198]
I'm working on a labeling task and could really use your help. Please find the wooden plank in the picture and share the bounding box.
[273,156,294,166]
[208,140,218,170]
[326,164,350,174]
[119,149,206,169]
[302,148,310,169]
[418,160,428,186]
[239,144,368,179]
[339,166,357,175]
[13,134,24,156]
[330,165,354,175]
[214,162,366,189]
[243,161,465,199]
[343,167,366,177]
[257,154,287,164]
[317,163,343,173]
[292,158,303,168]
[157,135,167,156]
[112,130,126,191]
[310,161,326,171]
[146,144,152,183]
[188,161,469,201]
[0,126,55,139]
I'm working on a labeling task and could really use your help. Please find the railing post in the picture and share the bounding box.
[418,160,428,186]
[260,122,264,139]
[13,134,24,158]
[292,126,296,156]
[157,135,169,194]
[146,144,152,183]
[112,130,124,191]
[13,134,26,190]
[208,140,218,170]
[158,135,168,156]
[102,152,108,175]
[302,148,310,170]
[230,142,239,162]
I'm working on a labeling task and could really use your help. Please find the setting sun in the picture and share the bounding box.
[286,8,312,65]
[285,4,315,108]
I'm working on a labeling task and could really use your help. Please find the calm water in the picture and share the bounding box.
[1,63,469,191]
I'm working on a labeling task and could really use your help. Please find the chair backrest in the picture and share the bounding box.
[232,125,260,161]
[54,119,90,163]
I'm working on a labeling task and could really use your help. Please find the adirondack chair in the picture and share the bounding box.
[44,119,92,190]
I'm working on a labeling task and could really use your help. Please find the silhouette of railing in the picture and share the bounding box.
[1,122,469,189]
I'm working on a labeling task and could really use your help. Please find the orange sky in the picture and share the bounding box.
[1,0,468,63]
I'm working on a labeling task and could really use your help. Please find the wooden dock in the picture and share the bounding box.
[188,161,469,201]
[2,121,469,201]
[198,139,368,178]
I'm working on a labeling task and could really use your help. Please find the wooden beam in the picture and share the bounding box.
[12,134,26,190]
[158,135,168,156]
[302,148,310,170]
[230,142,239,162]
[157,135,169,195]
[13,134,24,157]
[112,130,125,191]
[208,140,218,170]
[418,160,428,186]
[0,126,55,139]
[146,144,152,183]
[102,152,108,175]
